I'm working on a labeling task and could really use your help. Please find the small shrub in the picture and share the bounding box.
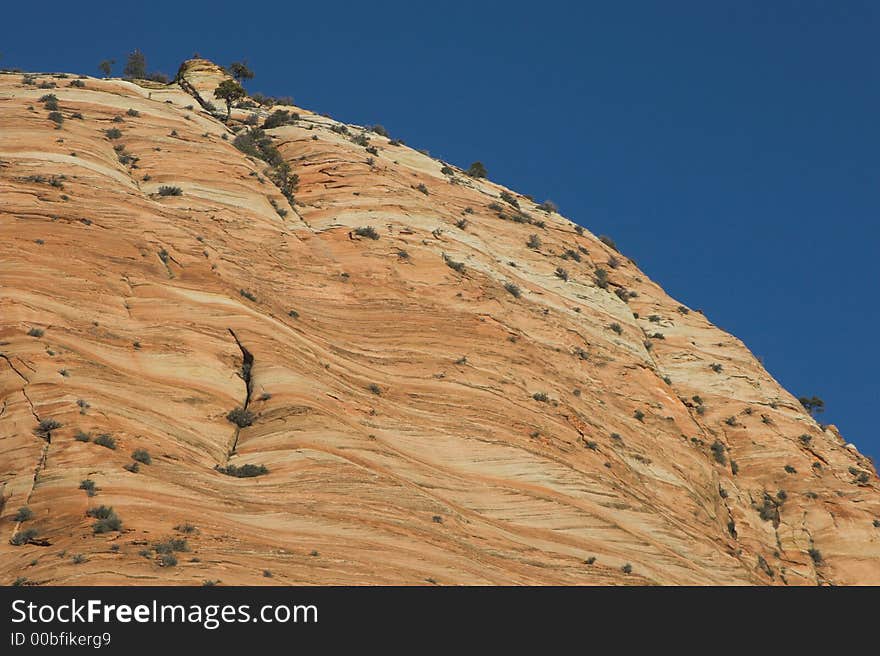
[72,553,87,564]
[48,111,64,126]
[354,226,379,240]
[443,253,465,274]
[466,161,488,178]
[158,553,178,567]
[79,479,97,496]
[226,407,255,428]
[132,449,151,465]
[14,507,34,522]
[537,200,558,213]
[710,440,727,465]
[11,528,39,546]
[709,363,723,373]
[368,383,382,395]
[561,249,582,262]
[27,327,44,337]
[633,410,645,422]
[598,235,618,251]
[455,218,468,229]
[526,234,542,249]
[123,462,139,473]
[504,282,522,298]
[94,434,116,450]
[75,430,91,442]
[532,392,549,403]
[621,563,632,574]
[175,523,197,534]
[154,537,189,554]
[216,463,268,478]
[609,323,623,335]
[416,183,429,195]
[105,128,122,139]
[239,289,257,302]
[34,418,61,439]
[798,434,812,445]
[594,268,609,289]
[126,108,140,117]
[40,94,59,110]
[784,465,796,474]
[554,267,569,281]
[93,513,122,533]
[808,548,822,565]
[157,185,182,196]
[499,190,519,208]
[724,416,737,427]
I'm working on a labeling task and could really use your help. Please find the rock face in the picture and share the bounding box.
[1,60,878,586]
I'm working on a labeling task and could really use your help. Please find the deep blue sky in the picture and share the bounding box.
[3,1,877,461]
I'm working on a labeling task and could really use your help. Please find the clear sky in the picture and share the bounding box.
[2,1,877,462]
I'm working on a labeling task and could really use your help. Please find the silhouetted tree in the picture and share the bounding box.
[228,61,254,84]
[98,59,115,77]
[214,79,246,122]
[123,50,146,79]
[799,396,825,418]
[466,161,488,178]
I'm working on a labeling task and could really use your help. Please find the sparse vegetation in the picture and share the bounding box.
[14,507,34,522]
[633,410,645,422]
[503,282,522,298]
[226,407,255,428]
[132,449,151,465]
[710,440,727,465]
[215,463,269,478]
[609,322,623,335]
[709,363,723,373]
[123,49,147,79]
[263,109,298,129]
[94,434,116,450]
[157,185,183,196]
[443,253,465,274]
[466,161,488,178]
[105,128,122,139]
[532,392,549,403]
[74,430,91,442]
[368,383,382,395]
[354,226,380,240]
[598,235,618,251]
[27,327,44,337]
[526,234,542,249]
[11,528,39,546]
[594,268,609,289]
[34,418,61,439]
[215,79,246,122]
[499,190,519,208]
[90,506,122,533]
[798,396,825,417]
[79,479,97,496]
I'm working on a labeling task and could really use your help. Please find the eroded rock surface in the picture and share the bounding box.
[1,61,878,585]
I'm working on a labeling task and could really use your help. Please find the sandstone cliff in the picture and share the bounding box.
[1,59,878,585]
